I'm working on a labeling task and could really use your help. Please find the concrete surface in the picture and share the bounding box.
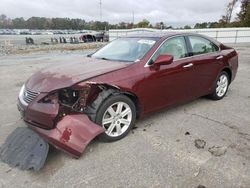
[0,46,250,188]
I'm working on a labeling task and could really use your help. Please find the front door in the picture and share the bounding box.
[139,36,196,114]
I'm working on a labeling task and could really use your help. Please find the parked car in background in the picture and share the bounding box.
[94,31,109,42]
[94,32,105,42]
[103,32,109,42]
[79,34,96,42]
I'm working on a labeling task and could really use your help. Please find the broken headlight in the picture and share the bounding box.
[39,92,58,104]
[58,86,91,112]
[58,89,79,106]
[39,85,91,112]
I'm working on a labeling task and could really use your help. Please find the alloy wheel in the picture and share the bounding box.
[216,74,228,97]
[102,102,132,137]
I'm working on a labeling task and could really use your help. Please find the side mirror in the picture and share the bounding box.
[154,54,173,66]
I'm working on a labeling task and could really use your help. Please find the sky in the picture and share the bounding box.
[0,0,242,26]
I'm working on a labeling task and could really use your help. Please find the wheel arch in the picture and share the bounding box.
[86,82,141,119]
[221,67,232,84]
[121,91,141,119]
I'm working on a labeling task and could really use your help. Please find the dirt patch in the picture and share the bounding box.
[144,122,154,128]
[208,146,227,157]
[194,139,206,149]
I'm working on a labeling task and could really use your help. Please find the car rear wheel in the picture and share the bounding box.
[209,71,229,100]
[95,94,136,142]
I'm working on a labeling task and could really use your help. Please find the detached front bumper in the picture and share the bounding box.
[28,114,104,158]
[17,95,104,158]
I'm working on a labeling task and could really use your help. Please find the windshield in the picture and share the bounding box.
[92,38,157,62]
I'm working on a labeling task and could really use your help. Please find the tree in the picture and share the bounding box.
[240,0,250,26]
[222,0,239,23]
[194,22,209,29]
[184,25,192,29]
[209,22,220,28]
[237,0,250,23]
[137,19,150,28]
[12,18,26,29]
[0,14,11,28]
[0,14,7,20]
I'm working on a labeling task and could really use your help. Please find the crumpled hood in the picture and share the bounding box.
[26,57,128,92]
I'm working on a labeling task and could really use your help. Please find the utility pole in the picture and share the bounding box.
[132,10,134,25]
[99,0,102,22]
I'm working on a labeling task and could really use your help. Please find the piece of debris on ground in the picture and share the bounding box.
[197,185,206,188]
[185,131,190,135]
[208,146,227,157]
[194,139,206,149]
[0,127,49,171]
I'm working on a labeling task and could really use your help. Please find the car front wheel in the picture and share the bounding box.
[209,71,229,100]
[95,95,136,142]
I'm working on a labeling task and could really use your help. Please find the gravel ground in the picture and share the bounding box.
[0,44,250,188]
[0,43,105,56]
[0,34,106,56]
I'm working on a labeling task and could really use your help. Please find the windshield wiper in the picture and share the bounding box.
[95,57,133,63]
[100,57,110,60]
[95,57,113,61]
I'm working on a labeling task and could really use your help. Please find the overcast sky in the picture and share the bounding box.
[0,0,241,26]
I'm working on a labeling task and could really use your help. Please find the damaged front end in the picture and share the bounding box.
[0,83,107,170]
[23,82,108,155]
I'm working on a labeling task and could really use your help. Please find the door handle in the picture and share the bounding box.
[183,63,193,68]
[216,55,224,60]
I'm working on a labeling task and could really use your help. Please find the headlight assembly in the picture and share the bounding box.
[39,92,58,104]
[39,84,91,112]
[18,84,25,100]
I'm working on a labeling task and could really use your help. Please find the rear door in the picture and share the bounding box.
[186,35,222,97]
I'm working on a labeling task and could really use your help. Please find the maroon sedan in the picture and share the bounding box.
[16,32,238,159]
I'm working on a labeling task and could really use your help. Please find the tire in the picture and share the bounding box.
[209,71,229,100]
[86,91,136,142]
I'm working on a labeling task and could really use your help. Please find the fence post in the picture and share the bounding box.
[235,30,238,44]
[215,30,218,40]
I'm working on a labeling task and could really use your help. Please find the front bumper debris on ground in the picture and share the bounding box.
[28,114,105,158]
[0,115,105,170]
[0,127,49,171]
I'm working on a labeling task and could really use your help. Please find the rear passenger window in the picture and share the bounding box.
[189,36,219,55]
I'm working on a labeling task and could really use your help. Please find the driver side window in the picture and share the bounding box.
[149,36,188,65]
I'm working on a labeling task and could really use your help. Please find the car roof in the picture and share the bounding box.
[123,31,220,45]
[123,31,188,39]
